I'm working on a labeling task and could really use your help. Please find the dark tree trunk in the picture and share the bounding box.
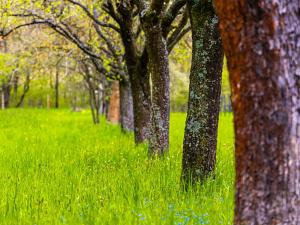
[215,0,300,224]
[143,16,170,156]
[129,55,151,143]
[120,79,134,132]
[1,83,11,108]
[182,1,223,183]
[55,68,59,109]
[120,20,151,143]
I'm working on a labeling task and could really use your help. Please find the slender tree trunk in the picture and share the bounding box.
[107,81,120,124]
[215,1,300,224]
[55,68,59,109]
[182,1,223,183]
[88,85,99,124]
[143,19,170,156]
[1,83,11,108]
[1,92,5,110]
[12,74,19,100]
[94,87,100,124]
[120,79,134,132]
[15,73,30,108]
[47,94,51,109]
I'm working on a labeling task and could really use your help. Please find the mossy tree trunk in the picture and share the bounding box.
[182,0,223,183]
[146,29,170,156]
[142,7,170,156]
[215,0,300,224]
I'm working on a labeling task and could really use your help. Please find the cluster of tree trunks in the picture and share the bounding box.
[119,15,152,143]
[215,0,300,224]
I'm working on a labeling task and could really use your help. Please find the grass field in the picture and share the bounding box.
[0,109,234,225]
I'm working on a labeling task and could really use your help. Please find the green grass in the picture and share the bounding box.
[0,109,234,225]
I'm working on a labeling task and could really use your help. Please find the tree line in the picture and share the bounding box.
[1,0,300,224]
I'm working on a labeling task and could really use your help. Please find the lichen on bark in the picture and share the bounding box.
[141,7,170,156]
[181,0,223,183]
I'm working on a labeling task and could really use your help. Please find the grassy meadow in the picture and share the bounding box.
[0,109,234,225]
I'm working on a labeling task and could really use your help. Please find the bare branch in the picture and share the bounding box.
[162,0,186,37]
[167,26,190,53]
[67,0,121,33]
[0,21,45,38]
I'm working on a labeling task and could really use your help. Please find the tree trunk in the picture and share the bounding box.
[88,84,99,124]
[1,92,5,110]
[143,19,170,156]
[55,68,59,109]
[107,81,120,124]
[215,1,300,224]
[12,74,19,100]
[120,21,151,143]
[47,94,51,109]
[1,83,11,108]
[120,79,134,132]
[182,1,223,183]
[15,73,30,108]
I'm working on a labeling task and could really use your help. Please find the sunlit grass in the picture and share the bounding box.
[0,109,234,224]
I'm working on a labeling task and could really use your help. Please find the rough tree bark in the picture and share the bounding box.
[120,79,134,132]
[215,1,300,224]
[182,0,223,183]
[120,18,151,143]
[142,7,170,156]
[107,80,120,124]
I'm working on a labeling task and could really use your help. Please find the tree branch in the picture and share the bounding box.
[162,0,186,37]
[67,0,121,33]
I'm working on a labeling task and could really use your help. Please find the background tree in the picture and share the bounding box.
[215,0,300,224]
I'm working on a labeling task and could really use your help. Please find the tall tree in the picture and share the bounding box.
[215,0,300,224]
[182,0,223,183]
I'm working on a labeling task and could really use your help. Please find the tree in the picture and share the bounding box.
[181,0,223,183]
[215,0,300,224]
